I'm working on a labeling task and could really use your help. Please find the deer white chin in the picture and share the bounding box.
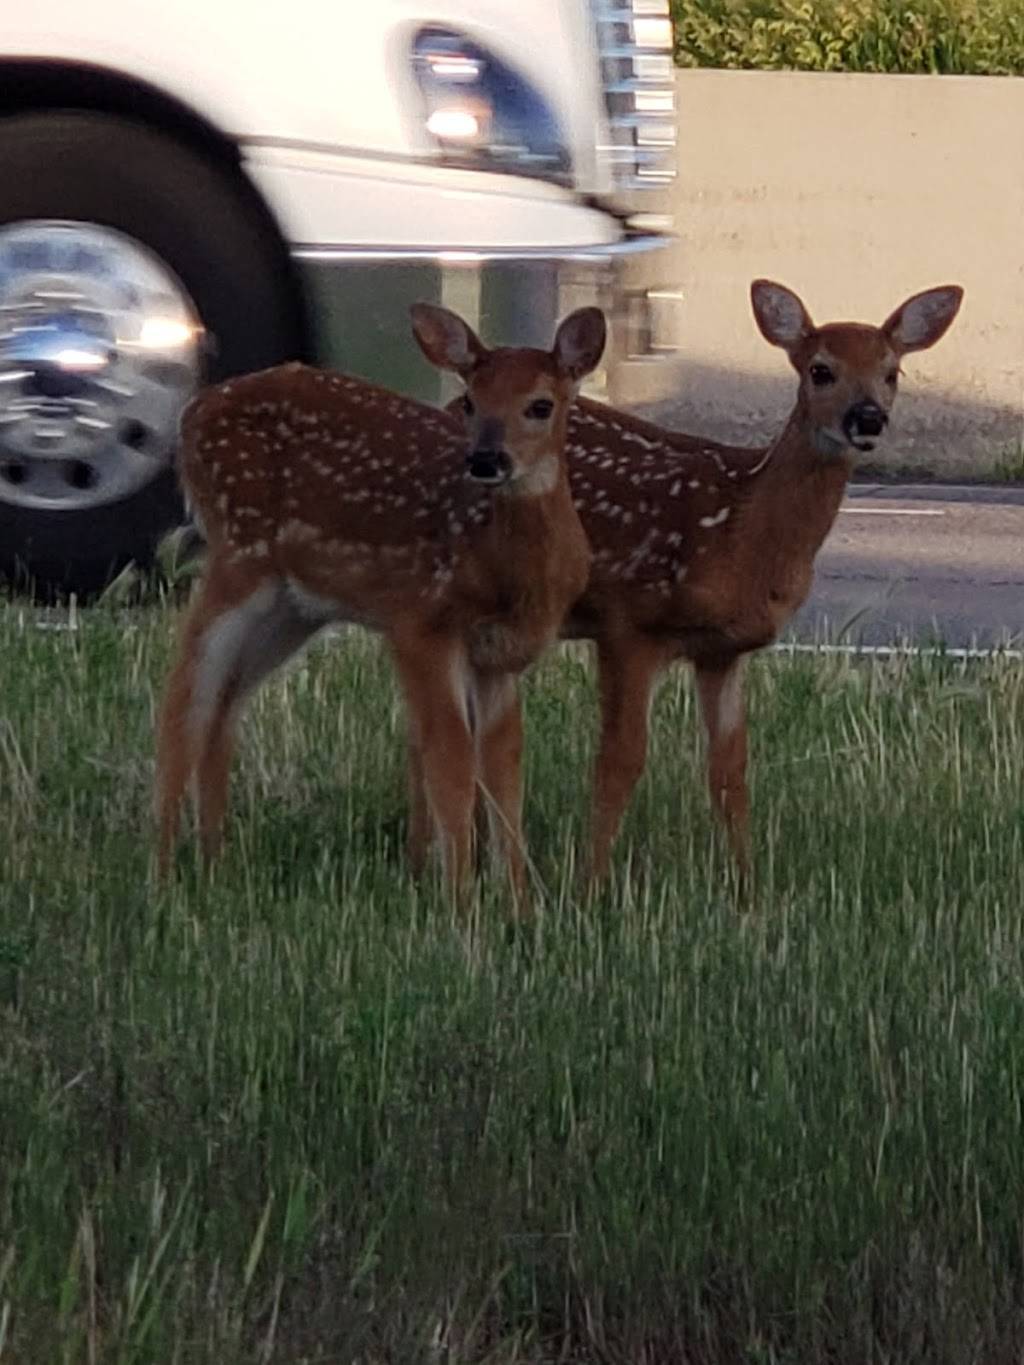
[813,427,850,458]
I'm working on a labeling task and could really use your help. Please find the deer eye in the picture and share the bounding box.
[886,369,900,387]
[460,394,475,417]
[809,363,835,387]
[525,398,554,420]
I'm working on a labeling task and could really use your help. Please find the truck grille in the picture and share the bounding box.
[592,0,677,189]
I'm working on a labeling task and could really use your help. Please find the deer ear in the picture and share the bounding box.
[552,307,607,382]
[882,285,964,354]
[410,303,487,377]
[750,279,814,351]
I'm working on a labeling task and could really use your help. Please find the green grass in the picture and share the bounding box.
[672,0,1024,75]
[3,600,1024,1362]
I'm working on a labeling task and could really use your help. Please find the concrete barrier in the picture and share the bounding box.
[641,69,1024,479]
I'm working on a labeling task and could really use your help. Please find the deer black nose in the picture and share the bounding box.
[466,449,512,484]
[844,401,887,440]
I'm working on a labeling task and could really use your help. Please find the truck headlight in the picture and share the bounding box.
[411,27,571,185]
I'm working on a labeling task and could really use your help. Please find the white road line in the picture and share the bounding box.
[839,507,946,516]
[775,642,1024,661]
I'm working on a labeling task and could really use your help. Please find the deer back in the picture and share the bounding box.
[179,362,589,649]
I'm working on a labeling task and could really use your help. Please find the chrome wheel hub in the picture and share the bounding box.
[0,221,203,511]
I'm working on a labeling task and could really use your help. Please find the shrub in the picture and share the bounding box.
[671,0,1024,74]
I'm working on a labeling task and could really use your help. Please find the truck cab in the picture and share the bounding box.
[0,0,681,594]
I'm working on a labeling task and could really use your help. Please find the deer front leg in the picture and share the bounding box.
[694,654,750,877]
[404,677,516,889]
[473,672,529,914]
[390,634,477,904]
[587,632,672,888]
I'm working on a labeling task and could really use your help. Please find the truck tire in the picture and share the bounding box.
[0,111,305,598]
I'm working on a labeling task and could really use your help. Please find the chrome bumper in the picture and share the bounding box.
[292,232,683,408]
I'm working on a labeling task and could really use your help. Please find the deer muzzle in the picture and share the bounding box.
[466,450,513,484]
[466,419,513,484]
[843,400,888,450]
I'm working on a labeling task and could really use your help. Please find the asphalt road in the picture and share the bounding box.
[787,484,1024,651]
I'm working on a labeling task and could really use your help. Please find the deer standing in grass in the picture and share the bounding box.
[447,279,964,884]
[154,303,605,905]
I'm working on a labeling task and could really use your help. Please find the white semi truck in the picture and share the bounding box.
[0,0,681,594]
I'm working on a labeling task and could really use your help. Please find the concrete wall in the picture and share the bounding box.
[643,69,1024,478]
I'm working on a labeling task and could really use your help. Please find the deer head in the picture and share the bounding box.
[410,303,607,494]
[751,279,964,459]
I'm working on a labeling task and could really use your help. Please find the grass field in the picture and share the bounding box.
[2,599,1024,1363]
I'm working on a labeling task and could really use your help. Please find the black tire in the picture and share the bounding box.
[0,111,306,598]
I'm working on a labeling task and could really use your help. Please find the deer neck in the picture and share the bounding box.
[747,408,854,555]
[471,464,586,602]
[458,462,588,673]
[484,462,574,537]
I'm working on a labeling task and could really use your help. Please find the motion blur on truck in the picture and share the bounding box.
[0,0,682,595]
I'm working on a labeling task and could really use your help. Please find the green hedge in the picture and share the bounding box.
[671,0,1024,74]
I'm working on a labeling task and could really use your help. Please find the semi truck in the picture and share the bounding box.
[0,0,681,594]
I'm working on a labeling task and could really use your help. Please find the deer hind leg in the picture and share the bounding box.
[155,558,254,873]
[390,634,476,903]
[156,579,211,876]
[155,569,323,872]
[694,654,750,876]
[587,632,671,887]
[193,582,327,863]
[473,672,529,912]
[405,735,432,878]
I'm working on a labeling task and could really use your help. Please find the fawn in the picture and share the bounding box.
[447,279,964,883]
[154,303,604,905]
